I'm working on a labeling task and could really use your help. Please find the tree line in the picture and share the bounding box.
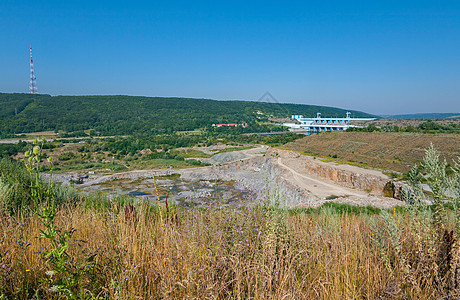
[0,93,375,136]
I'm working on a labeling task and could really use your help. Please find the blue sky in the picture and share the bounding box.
[1,0,459,115]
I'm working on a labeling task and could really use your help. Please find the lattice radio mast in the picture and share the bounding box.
[29,45,38,94]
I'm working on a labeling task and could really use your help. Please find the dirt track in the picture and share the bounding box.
[274,152,404,208]
[277,158,366,198]
[50,145,405,208]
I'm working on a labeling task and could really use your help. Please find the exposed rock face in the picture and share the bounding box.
[209,149,404,208]
[270,149,392,196]
[48,145,405,209]
[215,156,318,208]
[384,180,412,200]
[302,163,388,193]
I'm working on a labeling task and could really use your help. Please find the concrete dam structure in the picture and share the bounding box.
[284,112,376,134]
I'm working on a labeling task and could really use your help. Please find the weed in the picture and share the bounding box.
[19,139,102,298]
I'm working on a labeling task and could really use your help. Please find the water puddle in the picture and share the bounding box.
[77,176,256,208]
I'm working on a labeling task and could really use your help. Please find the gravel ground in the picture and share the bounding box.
[45,145,405,209]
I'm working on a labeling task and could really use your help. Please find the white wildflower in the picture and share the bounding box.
[49,285,59,292]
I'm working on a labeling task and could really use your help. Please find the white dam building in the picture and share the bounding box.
[283,112,375,133]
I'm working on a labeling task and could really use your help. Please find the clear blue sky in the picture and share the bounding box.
[1,0,459,115]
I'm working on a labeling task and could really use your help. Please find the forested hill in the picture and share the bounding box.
[0,93,375,135]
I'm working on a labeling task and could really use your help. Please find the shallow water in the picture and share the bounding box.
[78,177,256,208]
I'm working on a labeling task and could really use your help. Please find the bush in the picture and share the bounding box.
[0,158,32,214]
[0,158,79,215]
[187,159,208,166]
[58,151,76,161]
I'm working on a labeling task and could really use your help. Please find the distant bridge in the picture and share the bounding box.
[283,112,376,134]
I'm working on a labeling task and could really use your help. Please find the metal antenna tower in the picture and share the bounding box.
[29,45,38,94]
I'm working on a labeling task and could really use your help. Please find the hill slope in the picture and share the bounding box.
[0,93,375,135]
[284,132,460,173]
[384,113,460,119]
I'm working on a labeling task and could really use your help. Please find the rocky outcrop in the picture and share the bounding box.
[384,180,411,200]
[270,149,392,196]
[302,163,389,194]
[49,146,404,209]
[217,156,319,208]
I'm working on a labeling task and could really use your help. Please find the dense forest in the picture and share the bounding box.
[0,93,374,136]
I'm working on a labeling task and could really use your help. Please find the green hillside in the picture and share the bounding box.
[0,93,375,135]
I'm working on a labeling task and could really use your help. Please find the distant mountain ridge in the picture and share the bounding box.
[0,93,375,135]
[382,113,460,119]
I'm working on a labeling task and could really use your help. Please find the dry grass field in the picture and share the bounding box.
[284,132,460,173]
[1,137,459,299]
[1,200,459,299]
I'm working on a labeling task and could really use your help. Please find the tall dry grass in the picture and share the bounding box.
[1,200,459,299]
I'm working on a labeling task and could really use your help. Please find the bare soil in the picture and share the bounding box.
[284,132,460,173]
[49,144,404,209]
[271,149,404,208]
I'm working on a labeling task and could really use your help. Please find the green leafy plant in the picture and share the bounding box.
[23,139,98,298]
[402,143,459,227]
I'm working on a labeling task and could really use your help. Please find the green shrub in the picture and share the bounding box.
[187,159,208,166]
[0,158,35,214]
[58,151,76,161]
[0,158,79,215]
